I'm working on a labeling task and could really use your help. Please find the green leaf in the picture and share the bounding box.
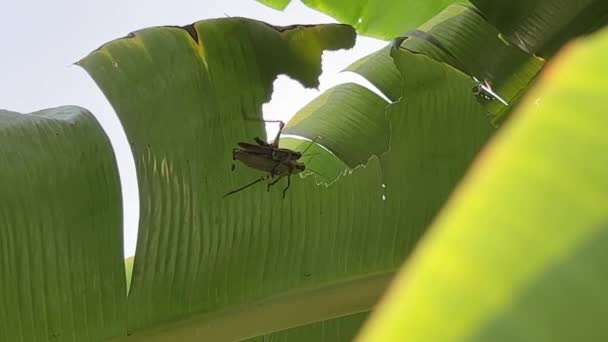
[244,312,368,341]
[256,0,464,39]
[279,137,349,183]
[79,16,493,340]
[346,4,544,123]
[256,0,291,10]
[356,27,608,342]
[379,46,494,242]
[283,83,390,168]
[256,0,608,59]
[344,46,402,102]
[80,19,358,337]
[471,0,608,57]
[0,106,125,341]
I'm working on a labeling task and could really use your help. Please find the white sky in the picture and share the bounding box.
[0,0,386,256]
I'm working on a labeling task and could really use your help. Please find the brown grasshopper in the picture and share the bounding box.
[224,119,319,198]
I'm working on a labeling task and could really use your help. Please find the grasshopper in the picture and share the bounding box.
[224,119,319,198]
[232,120,303,172]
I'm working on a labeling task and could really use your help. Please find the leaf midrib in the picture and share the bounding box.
[112,271,395,341]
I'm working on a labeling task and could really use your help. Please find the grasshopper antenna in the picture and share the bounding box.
[302,155,330,181]
[301,152,319,158]
[300,136,321,156]
[267,120,285,148]
[223,176,265,198]
[302,153,318,164]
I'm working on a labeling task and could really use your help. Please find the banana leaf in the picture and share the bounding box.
[78,17,493,340]
[357,26,608,342]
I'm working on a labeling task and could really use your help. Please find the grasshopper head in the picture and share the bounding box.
[293,162,305,174]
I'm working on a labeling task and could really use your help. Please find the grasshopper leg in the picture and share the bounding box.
[254,137,267,146]
[270,120,285,149]
[282,175,291,198]
[270,160,281,177]
[231,147,238,171]
[267,175,282,192]
[223,176,265,198]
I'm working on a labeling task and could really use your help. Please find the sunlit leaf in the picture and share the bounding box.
[256,0,290,10]
[284,83,390,169]
[344,46,401,102]
[256,0,464,39]
[279,137,349,183]
[0,106,125,341]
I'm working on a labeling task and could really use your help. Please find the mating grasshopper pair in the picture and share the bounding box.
[224,119,319,198]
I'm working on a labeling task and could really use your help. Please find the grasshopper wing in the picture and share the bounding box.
[237,142,273,154]
[254,137,271,147]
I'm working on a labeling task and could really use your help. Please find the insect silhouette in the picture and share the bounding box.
[472,76,509,106]
[224,119,320,198]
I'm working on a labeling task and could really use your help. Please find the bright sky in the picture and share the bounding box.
[0,0,386,256]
